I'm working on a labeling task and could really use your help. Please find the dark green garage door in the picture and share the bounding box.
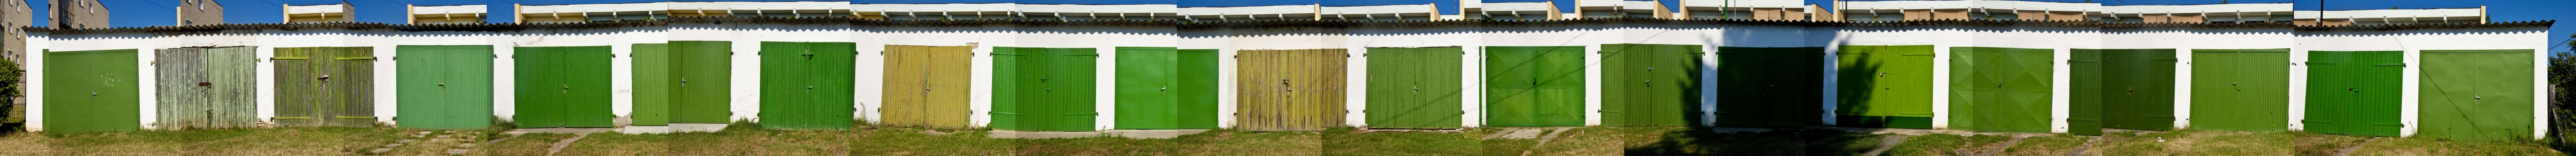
[1486,46,1585,127]
[1949,47,2053,133]
[2070,49,2178,136]
[156,47,258,129]
[994,47,1099,131]
[44,49,140,133]
[759,42,856,130]
[636,41,734,126]
[1603,44,1702,127]
[275,47,378,127]
[2190,49,2289,132]
[515,46,613,128]
[1712,46,1824,128]
[395,45,494,129]
[1365,47,1463,129]
[1836,45,1935,129]
[2304,51,2402,136]
[1115,47,1217,129]
[2421,49,2535,141]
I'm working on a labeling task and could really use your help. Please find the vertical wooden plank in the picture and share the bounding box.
[631,43,673,126]
[929,46,972,129]
[339,47,379,127]
[273,47,316,127]
[881,45,918,127]
[210,47,258,129]
[155,48,200,129]
[1319,49,1349,130]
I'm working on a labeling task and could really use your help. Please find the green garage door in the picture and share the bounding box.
[275,47,378,127]
[1949,47,2054,133]
[2304,51,2402,136]
[2190,49,2289,132]
[994,47,1099,131]
[2076,49,2178,132]
[1115,47,1218,129]
[636,41,734,125]
[44,49,140,133]
[1835,45,1935,129]
[1364,47,1464,129]
[514,46,613,128]
[155,47,258,129]
[759,42,856,130]
[2421,49,2535,141]
[1712,46,1824,128]
[1603,44,1702,127]
[395,45,494,129]
[1486,46,1585,127]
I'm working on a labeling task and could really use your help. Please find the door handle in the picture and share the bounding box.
[1880,72,1887,77]
[561,84,570,93]
[1161,86,1168,95]
[681,78,688,87]
[2126,86,2134,95]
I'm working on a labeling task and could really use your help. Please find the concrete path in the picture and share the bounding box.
[615,124,726,134]
[2331,137,2378,156]
[989,129,1212,139]
[508,128,613,135]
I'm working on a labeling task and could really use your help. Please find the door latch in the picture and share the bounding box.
[1161,86,1168,95]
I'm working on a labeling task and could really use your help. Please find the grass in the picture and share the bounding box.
[2092,129,2292,155]
[1478,127,1622,156]
[1884,133,1967,156]
[1997,134,2088,156]
[2293,132,2372,156]
[2346,136,2563,155]
[1801,131,1889,155]
[33,126,413,155]
[1320,127,1477,155]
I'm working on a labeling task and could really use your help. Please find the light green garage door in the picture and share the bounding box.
[275,47,378,127]
[2304,51,2403,137]
[395,45,494,129]
[2190,49,2289,132]
[155,47,258,129]
[759,42,856,130]
[1836,45,1935,129]
[1365,47,1463,129]
[44,49,140,133]
[1603,44,1702,127]
[1115,47,1218,129]
[2420,49,2535,141]
[1486,46,1585,127]
[1713,46,1824,128]
[515,46,613,128]
[635,41,734,126]
[1949,47,2054,133]
[994,47,1099,132]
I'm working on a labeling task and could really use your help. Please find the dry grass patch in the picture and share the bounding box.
[2349,137,2561,156]
[475,133,577,155]
[2097,129,2290,155]
[0,133,54,155]
[2292,132,2371,156]
[1996,134,2087,156]
[1174,130,1319,155]
[1884,133,1967,156]
[847,127,1012,155]
[1320,127,1477,156]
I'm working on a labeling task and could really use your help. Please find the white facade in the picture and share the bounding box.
[1320,4,1441,21]
[1181,5,1317,22]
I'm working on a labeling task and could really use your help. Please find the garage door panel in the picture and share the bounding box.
[2421,49,2535,141]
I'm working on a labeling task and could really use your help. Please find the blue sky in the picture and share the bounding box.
[21,0,2572,53]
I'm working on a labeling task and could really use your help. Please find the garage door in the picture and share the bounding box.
[759,42,857,130]
[43,49,140,133]
[993,46,1099,131]
[275,47,378,127]
[1712,46,1824,128]
[1115,47,1219,129]
[883,45,974,129]
[1835,45,1935,129]
[2304,51,2403,136]
[394,45,493,129]
[634,41,733,126]
[2420,49,2535,141]
[1949,47,2053,133]
[1237,49,1348,131]
[2189,49,2289,132]
[2076,49,2179,132]
[156,47,258,129]
[1603,44,1701,127]
[514,46,613,128]
[1485,46,1584,127]
[1364,47,1462,129]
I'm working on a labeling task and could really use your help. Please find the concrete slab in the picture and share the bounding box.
[616,126,673,134]
[1496,129,1545,139]
[988,129,1212,139]
[508,128,613,135]
[670,123,728,132]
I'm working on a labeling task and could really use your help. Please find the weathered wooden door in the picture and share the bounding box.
[2092,49,2177,131]
[1948,47,2054,133]
[514,46,613,128]
[1486,46,1585,127]
[2304,51,2403,136]
[395,45,494,129]
[1604,44,1702,127]
[2420,49,2535,141]
[759,41,856,130]
[1115,47,1218,129]
[275,47,377,127]
[1835,45,1936,129]
[993,47,1099,132]
[636,41,734,126]
[44,49,140,133]
[882,45,974,129]
[1236,49,1347,131]
[155,47,258,129]
[2189,49,2288,132]
[1711,46,1825,128]
[1364,47,1463,129]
